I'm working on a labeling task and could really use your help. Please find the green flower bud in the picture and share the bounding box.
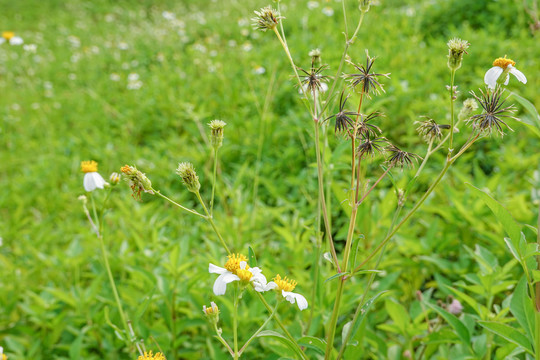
[208,120,227,149]
[458,98,478,121]
[176,162,201,193]
[447,38,469,71]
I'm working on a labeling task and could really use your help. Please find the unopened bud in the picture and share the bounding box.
[359,0,371,12]
[203,301,220,323]
[458,98,478,121]
[208,120,226,149]
[447,38,469,71]
[109,172,121,185]
[448,298,463,315]
[176,162,201,193]
[309,48,321,65]
[252,6,282,32]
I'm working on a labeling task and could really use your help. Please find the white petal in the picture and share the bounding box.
[254,281,277,292]
[213,273,239,295]
[9,36,23,45]
[239,261,247,270]
[484,66,503,89]
[83,172,105,191]
[209,263,227,275]
[282,291,309,310]
[503,74,510,85]
[0,38,5,45]
[509,67,527,84]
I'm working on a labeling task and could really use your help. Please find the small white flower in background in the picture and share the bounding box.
[118,42,129,50]
[322,6,334,16]
[448,298,463,315]
[127,73,139,82]
[484,56,527,89]
[81,160,106,192]
[0,31,23,45]
[209,254,267,295]
[307,1,319,10]
[23,44,37,53]
[261,274,308,311]
[110,73,120,81]
[253,66,266,75]
[162,11,176,20]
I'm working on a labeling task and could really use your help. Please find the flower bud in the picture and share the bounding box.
[109,172,121,185]
[120,165,155,200]
[176,162,201,193]
[359,0,371,13]
[448,298,463,315]
[208,120,227,149]
[78,195,87,204]
[309,48,321,65]
[458,98,478,121]
[447,38,469,71]
[203,301,220,323]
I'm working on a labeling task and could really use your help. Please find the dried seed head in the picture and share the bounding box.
[458,98,478,121]
[252,6,282,32]
[121,165,155,200]
[467,86,517,136]
[344,50,390,98]
[357,136,387,158]
[209,120,227,149]
[386,144,422,169]
[176,162,201,193]
[414,117,450,143]
[447,38,470,71]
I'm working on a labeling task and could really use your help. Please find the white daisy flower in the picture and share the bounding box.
[262,274,308,311]
[0,31,23,46]
[209,254,267,295]
[484,56,527,89]
[81,160,106,192]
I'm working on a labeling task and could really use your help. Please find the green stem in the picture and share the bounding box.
[315,122,340,271]
[272,27,313,117]
[536,201,540,359]
[155,192,206,218]
[239,302,279,355]
[324,278,346,360]
[210,147,219,217]
[214,322,234,357]
[448,69,456,154]
[256,292,308,360]
[195,191,232,255]
[233,285,240,360]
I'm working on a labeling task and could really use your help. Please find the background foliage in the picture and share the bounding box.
[1,0,539,358]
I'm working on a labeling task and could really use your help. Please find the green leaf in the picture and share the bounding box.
[325,272,350,283]
[444,285,489,318]
[385,299,411,334]
[508,91,540,138]
[425,302,471,350]
[468,184,523,261]
[256,330,305,359]
[298,336,326,355]
[346,291,388,343]
[478,321,533,355]
[248,246,257,267]
[509,276,534,343]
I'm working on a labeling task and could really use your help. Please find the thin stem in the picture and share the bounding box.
[272,27,313,117]
[448,69,456,153]
[156,192,206,218]
[210,147,219,217]
[214,322,234,357]
[315,122,340,271]
[233,285,240,360]
[324,278,346,360]
[356,167,391,207]
[536,200,540,359]
[255,292,308,360]
[414,139,434,178]
[239,302,279,355]
[195,191,232,255]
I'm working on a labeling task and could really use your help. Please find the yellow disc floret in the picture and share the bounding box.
[273,274,297,292]
[237,268,253,281]
[2,32,14,40]
[81,160,98,173]
[492,55,515,69]
[224,254,248,274]
[2,354,7,360]
[137,351,166,360]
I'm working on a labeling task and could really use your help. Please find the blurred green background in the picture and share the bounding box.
[1,0,539,358]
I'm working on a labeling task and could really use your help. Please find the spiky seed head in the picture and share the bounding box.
[458,98,478,121]
[252,7,282,32]
[386,144,422,169]
[467,87,517,136]
[447,38,470,71]
[209,120,227,149]
[415,117,449,143]
[176,162,201,193]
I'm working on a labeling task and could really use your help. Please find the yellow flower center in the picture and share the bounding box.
[204,305,217,315]
[237,268,253,281]
[2,32,14,40]
[137,351,166,360]
[81,160,98,173]
[2,354,7,360]
[273,274,297,292]
[224,254,248,274]
[492,56,515,69]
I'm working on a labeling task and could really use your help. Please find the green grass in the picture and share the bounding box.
[1,0,539,359]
